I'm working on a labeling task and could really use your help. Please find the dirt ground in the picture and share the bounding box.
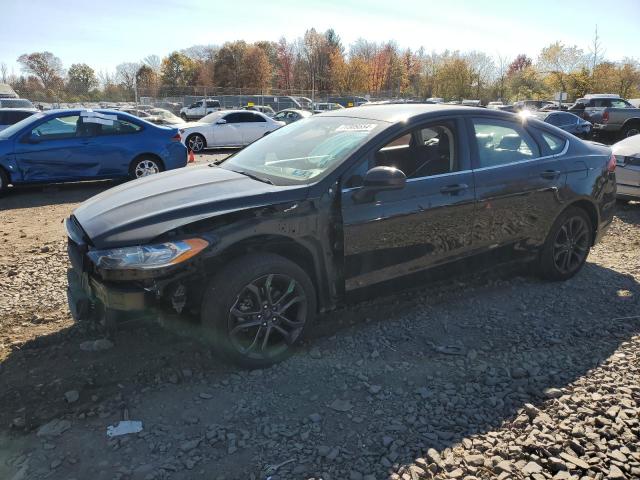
[0,156,639,480]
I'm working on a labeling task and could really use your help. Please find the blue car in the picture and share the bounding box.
[0,109,187,193]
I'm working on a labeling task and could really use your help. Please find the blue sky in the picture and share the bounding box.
[2,0,639,75]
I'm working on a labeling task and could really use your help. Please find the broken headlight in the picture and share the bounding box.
[87,239,209,270]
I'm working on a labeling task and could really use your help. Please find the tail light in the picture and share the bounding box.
[602,110,609,123]
[171,133,181,142]
[607,154,617,172]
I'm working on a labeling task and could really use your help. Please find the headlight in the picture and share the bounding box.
[87,238,209,270]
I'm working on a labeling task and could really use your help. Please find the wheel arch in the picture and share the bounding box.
[205,234,328,312]
[562,198,599,245]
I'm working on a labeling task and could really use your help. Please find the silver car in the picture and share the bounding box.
[613,134,640,201]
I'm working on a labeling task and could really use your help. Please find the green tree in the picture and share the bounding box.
[67,63,97,95]
[160,52,197,88]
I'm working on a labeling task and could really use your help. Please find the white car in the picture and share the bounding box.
[612,134,640,201]
[180,110,286,152]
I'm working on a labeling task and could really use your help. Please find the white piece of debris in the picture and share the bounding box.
[106,420,143,437]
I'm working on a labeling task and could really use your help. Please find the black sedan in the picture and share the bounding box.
[66,105,616,367]
[531,110,592,138]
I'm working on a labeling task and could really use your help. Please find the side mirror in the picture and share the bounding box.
[352,166,406,203]
[216,118,227,125]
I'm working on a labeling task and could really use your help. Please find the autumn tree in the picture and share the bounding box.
[115,62,140,94]
[136,64,159,96]
[17,51,64,91]
[275,38,295,90]
[537,42,585,93]
[214,41,248,88]
[242,45,272,90]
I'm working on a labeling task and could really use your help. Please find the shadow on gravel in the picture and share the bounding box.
[1,259,639,478]
[0,180,117,210]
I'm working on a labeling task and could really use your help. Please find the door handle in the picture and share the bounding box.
[440,183,468,194]
[540,170,561,179]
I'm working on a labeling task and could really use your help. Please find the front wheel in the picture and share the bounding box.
[621,123,640,139]
[129,156,163,179]
[180,113,188,122]
[537,207,592,281]
[201,253,316,368]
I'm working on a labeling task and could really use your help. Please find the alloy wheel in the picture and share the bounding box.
[134,159,160,178]
[625,128,639,138]
[227,273,307,360]
[552,216,589,275]
[188,135,204,152]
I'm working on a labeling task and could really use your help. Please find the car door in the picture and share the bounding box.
[215,112,243,146]
[238,112,267,144]
[84,114,143,176]
[469,117,568,250]
[13,113,98,181]
[341,118,476,291]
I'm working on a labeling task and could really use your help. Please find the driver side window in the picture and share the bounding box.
[343,121,459,188]
[30,115,81,140]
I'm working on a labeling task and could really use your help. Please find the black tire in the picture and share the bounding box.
[186,133,206,153]
[128,156,164,179]
[0,168,8,195]
[201,253,316,368]
[621,123,640,139]
[180,113,188,122]
[537,207,593,281]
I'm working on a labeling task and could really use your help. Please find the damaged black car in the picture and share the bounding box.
[66,105,616,367]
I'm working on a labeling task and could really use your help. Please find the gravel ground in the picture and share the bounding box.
[0,160,638,480]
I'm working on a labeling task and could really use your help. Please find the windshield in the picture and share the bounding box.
[200,111,225,123]
[221,116,388,185]
[0,112,44,139]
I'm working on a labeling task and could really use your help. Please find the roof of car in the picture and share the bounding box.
[319,104,509,123]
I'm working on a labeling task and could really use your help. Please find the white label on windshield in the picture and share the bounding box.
[335,123,377,132]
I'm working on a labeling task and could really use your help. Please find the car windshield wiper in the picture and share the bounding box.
[233,170,274,185]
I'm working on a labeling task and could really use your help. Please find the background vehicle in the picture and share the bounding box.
[118,108,152,118]
[145,108,185,126]
[67,104,616,367]
[180,110,285,152]
[513,100,554,111]
[243,105,275,117]
[592,105,640,140]
[0,83,19,98]
[313,102,344,113]
[0,109,186,193]
[272,109,312,124]
[612,134,640,201]
[0,108,38,131]
[531,110,592,138]
[0,98,36,109]
[487,101,505,109]
[180,99,222,121]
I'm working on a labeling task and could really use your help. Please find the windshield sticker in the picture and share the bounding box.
[335,123,377,132]
[290,169,314,178]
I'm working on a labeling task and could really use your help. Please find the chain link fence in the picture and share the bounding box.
[24,85,423,112]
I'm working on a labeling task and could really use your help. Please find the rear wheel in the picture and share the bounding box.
[537,207,593,281]
[129,156,163,179]
[186,133,206,153]
[201,253,316,368]
[621,122,640,139]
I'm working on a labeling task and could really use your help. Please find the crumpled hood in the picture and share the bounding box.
[73,164,307,248]
[612,135,640,157]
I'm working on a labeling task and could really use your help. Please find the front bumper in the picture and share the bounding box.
[68,268,149,312]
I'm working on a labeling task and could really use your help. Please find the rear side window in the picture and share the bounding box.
[611,99,631,108]
[540,131,567,154]
[206,101,220,108]
[472,119,540,168]
[98,119,142,136]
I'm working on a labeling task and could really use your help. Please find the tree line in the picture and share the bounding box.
[2,28,639,103]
